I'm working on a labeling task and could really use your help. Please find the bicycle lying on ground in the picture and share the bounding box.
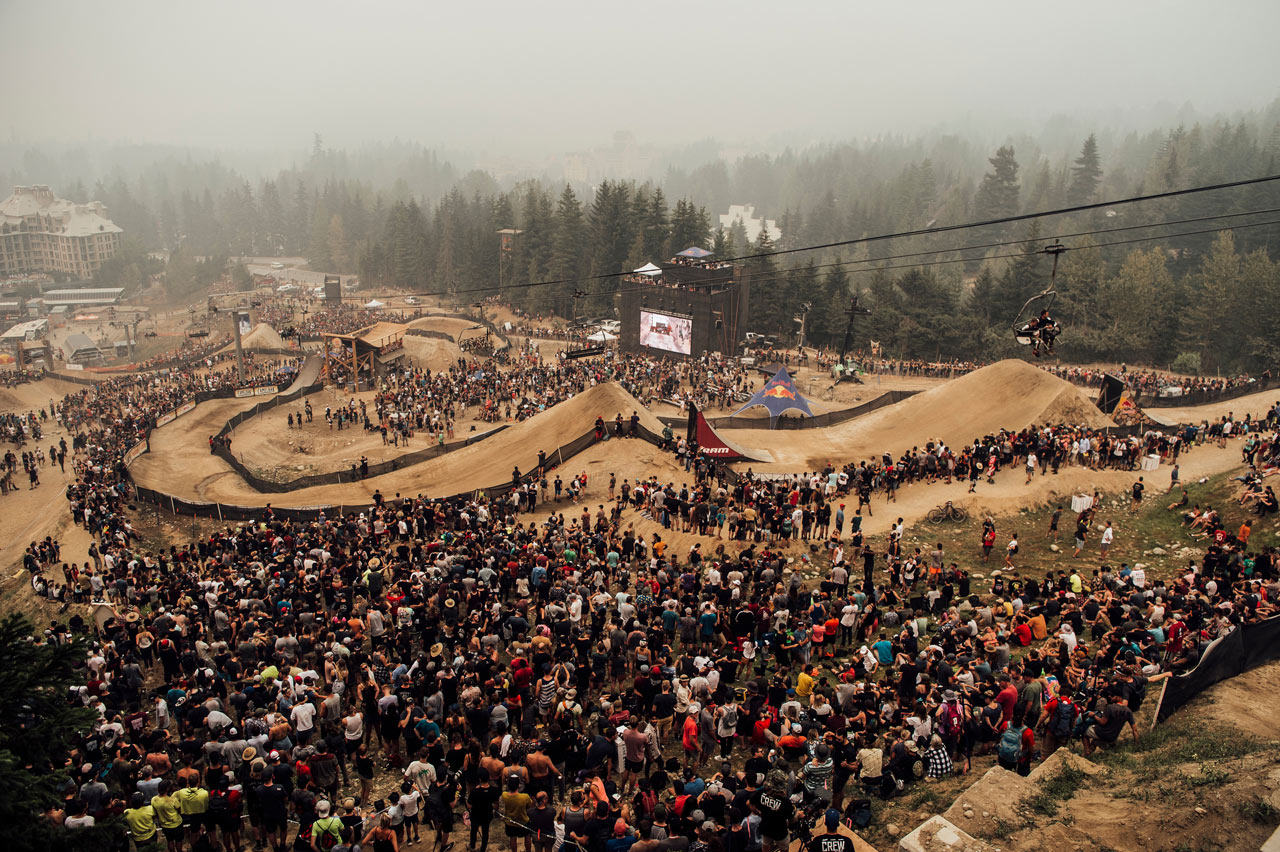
[928,500,968,524]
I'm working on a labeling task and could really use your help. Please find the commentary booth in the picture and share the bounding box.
[321,321,406,391]
[618,248,751,359]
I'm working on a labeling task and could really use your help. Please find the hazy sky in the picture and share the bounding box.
[3,0,1278,157]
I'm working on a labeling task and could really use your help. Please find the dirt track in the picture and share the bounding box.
[128,382,666,508]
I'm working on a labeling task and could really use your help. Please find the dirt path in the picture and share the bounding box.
[0,379,99,604]
[129,382,666,508]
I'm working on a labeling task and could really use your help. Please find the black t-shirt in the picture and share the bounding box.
[255,782,288,819]
[1132,482,1144,501]
[1095,703,1134,742]
[652,692,677,719]
[807,833,855,852]
[754,789,794,840]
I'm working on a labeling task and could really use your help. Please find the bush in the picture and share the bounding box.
[1170,352,1201,375]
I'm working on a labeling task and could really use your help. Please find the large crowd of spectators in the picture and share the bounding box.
[13,335,1280,852]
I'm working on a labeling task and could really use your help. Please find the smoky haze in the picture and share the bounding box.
[2,0,1278,158]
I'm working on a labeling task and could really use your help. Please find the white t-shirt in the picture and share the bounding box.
[291,702,317,732]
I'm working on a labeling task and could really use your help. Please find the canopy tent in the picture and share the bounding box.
[731,366,814,426]
[676,246,713,258]
[586,330,617,342]
[633,262,662,276]
[364,299,386,308]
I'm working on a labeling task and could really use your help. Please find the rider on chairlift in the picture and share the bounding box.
[1021,308,1060,357]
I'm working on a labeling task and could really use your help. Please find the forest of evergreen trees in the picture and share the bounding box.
[6,106,1280,373]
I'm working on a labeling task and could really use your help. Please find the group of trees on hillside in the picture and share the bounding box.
[8,110,1280,372]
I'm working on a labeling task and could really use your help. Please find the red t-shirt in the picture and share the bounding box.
[682,716,699,750]
[996,685,1018,727]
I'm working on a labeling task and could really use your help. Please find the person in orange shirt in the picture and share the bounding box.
[1238,520,1252,546]
[682,703,700,768]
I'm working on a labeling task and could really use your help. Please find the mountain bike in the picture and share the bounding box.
[928,500,968,524]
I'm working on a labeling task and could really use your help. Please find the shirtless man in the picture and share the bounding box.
[480,742,508,787]
[525,741,561,802]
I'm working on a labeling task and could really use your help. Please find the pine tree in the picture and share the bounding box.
[0,615,112,852]
[973,145,1021,228]
[746,225,781,331]
[1067,134,1103,206]
[551,185,587,316]
[668,199,710,255]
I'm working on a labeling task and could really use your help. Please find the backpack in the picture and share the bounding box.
[722,704,739,729]
[313,816,344,850]
[1050,700,1076,739]
[940,703,963,738]
[997,725,1025,763]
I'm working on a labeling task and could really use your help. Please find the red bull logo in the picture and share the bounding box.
[763,384,796,400]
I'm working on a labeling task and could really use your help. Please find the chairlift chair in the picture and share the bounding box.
[1012,241,1067,354]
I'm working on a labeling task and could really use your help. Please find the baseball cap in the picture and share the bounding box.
[825,808,841,828]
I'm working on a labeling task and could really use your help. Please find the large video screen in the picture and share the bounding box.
[639,310,692,355]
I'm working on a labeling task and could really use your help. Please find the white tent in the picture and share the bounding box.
[364,299,385,309]
[632,262,662,276]
[587,330,618,342]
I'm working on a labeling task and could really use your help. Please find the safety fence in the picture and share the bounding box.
[129,419,669,522]
[659,389,922,431]
[48,369,106,386]
[405,328,455,342]
[1137,377,1280,408]
[1155,615,1280,723]
[212,422,509,492]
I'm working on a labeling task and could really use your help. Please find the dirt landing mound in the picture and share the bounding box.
[732,359,1113,470]
[882,358,1115,432]
[404,335,465,372]
[219,323,287,352]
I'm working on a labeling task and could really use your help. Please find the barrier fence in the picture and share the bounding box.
[1155,615,1280,723]
[130,419,670,522]
[662,389,923,431]
[1135,377,1280,408]
[213,422,510,492]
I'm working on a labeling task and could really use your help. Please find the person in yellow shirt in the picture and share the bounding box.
[795,664,819,700]
[175,776,210,842]
[1069,570,1083,594]
[152,781,185,852]
[125,791,160,851]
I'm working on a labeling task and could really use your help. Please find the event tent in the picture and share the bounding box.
[633,262,662,276]
[676,247,713,258]
[731,366,814,426]
[364,299,385,308]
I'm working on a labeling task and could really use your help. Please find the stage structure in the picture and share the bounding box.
[321,321,407,391]
[618,248,750,358]
[732,366,814,427]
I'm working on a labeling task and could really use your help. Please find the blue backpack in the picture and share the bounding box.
[997,725,1025,763]
[1050,699,1076,739]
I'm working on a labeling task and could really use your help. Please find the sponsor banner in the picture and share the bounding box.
[254,385,278,396]
[234,388,256,398]
[176,400,196,417]
[65,363,84,371]
[123,440,148,465]
[155,411,176,428]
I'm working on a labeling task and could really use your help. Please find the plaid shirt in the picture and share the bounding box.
[924,746,953,779]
